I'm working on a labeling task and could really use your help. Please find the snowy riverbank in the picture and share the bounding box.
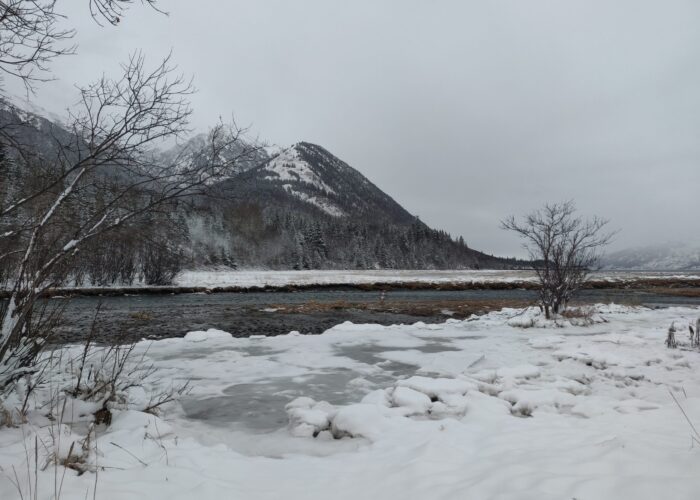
[4,270,699,299]
[2,304,700,499]
[174,269,700,288]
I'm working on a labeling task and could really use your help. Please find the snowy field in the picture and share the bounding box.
[175,269,700,288]
[2,304,700,499]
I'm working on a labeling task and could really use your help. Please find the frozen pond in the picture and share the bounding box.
[180,338,462,432]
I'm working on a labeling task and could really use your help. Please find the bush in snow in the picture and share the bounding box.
[62,336,190,426]
[666,322,678,349]
[501,201,614,319]
[1,334,188,431]
[506,306,605,329]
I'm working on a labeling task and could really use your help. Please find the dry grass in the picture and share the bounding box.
[265,298,530,319]
[128,310,153,321]
[560,306,597,326]
[560,307,595,319]
[0,406,18,428]
[643,287,700,298]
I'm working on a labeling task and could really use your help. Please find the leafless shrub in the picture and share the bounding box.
[502,201,614,319]
[64,309,189,424]
[4,316,186,499]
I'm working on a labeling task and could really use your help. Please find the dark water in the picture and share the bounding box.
[39,287,700,344]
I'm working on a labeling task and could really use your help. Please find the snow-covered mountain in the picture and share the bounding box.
[0,104,524,269]
[198,141,523,269]
[159,133,269,178]
[0,99,76,159]
[0,101,436,228]
[602,243,700,271]
[219,142,416,224]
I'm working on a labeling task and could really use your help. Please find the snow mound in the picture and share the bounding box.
[396,376,474,399]
[183,328,233,342]
[286,397,394,441]
[287,376,478,440]
[286,397,336,437]
[390,386,432,414]
[109,410,174,438]
[331,404,393,440]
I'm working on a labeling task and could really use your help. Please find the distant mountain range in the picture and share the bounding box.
[0,102,525,272]
[602,243,700,271]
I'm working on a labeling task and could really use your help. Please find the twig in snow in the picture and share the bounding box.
[109,442,148,466]
[668,388,700,447]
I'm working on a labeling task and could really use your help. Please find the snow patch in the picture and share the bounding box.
[183,328,233,342]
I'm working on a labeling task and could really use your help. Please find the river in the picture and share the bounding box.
[43,287,700,343]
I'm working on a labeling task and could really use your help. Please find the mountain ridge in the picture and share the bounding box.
[0,103,526,271]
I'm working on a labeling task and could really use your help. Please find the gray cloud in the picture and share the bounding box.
[8,0,700,257]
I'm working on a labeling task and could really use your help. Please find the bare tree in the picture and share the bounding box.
[0,1,166,208]
[502,201,614,319]
[0,52,264,392]
[0,1,161,93]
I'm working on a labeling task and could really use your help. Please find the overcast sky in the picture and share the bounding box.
[8,0,700,257]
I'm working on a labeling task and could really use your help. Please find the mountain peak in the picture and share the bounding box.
[263,143,337,198]
[235,140,413,222]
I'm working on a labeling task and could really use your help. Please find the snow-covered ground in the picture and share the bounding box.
[2,304,700,499]
[175,269,700,288]
[11,269,697,292]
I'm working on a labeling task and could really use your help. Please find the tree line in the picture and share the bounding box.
[185,202,524,272]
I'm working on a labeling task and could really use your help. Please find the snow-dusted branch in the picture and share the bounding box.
[0,52,264,392]
[0,1,163,92]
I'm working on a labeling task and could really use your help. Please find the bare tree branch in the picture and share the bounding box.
[0,52,265,392]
